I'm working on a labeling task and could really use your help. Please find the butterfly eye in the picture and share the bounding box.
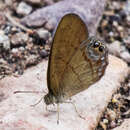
[93,42,100,48]
[99,46,104,52]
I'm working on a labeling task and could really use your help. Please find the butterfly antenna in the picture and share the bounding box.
[14,90,46,94]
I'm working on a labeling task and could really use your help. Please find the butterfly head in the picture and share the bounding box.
[86,36,108,61]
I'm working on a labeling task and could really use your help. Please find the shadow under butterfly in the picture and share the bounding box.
[14,13,108,124]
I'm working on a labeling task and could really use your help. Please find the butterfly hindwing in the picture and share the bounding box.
[47,14,89,97]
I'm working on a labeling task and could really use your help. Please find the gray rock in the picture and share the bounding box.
[37,29,51,41]
[120,51,130,63]
[0,30,10,51]
[124,1,130,16]
[21,0,107,35]
[107,41,121,57]
[17,2,32,16]
[39,49,48,58]
[11,32,28,46]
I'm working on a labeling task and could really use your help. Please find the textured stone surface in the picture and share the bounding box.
[113,119,130,130]
[21,0,107,35]
[0,55,129,130]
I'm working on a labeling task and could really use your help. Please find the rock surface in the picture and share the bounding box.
[113,119,130,130]
[0,55,129,130]
[21,0,107,35]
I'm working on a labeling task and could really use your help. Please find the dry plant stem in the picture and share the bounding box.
[5,13,34,34]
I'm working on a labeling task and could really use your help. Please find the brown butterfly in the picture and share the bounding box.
[44,13,108,105]
[14,13,108,124]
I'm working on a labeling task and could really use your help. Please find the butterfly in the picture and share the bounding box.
[14,13,108,124]
[44,13,108,105]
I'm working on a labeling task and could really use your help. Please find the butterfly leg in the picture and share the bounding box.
[30,96,44,107]
[64,101,85,120]
[57,103,60,124]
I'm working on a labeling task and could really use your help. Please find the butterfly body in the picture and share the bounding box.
[44,14,108,105]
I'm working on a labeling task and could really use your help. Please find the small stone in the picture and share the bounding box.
[0,30,10,51]
[123,1,130,16]
[117,26,123,32]
[103,119,109,124]
[124,37,130,49]
[16,2,32,16]
[19,47,25,51]
[107,41,121,56]
[0,12,6,26]
[25,0,42,4]
[120,51,130,63]
[25,55,39,67]
[11,48,20,58]
[11,32,28,46]
[39,49,48,58]
[37,29,51,41]
[110,121,116,128]
[5,0,13,6]
[101,20,108,27]
[107,109,117,121]
[109,31,114,37]
[113,21,118,27]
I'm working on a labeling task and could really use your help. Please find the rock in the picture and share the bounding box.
[0,30,10,51]
[107,41,121,57]
[11,32,28,46]
[25,0,54,6]
[4,0,13,6]
[113,119,130,130]
[25,0,42,5]
[16,2,32,16]
[25,54,39,67]
[123,1,130,16]
[120,51,130,63]
[107,109,117,121]
[0,55,129,129]
[39,49,48,58]
[124,37,130,49]
[110,121,117,129]
[37,29,51,41]
[21,0,107,35]
[0,12,6,26]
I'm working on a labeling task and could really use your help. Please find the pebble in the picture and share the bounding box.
[123,1,130,16]
[37,29,51,41]
[25,0,44,5]
[120,51,130,63]
[107,41,121,56]
[124,37,130,49]
[0,12,6,26]
[110,121,116,128]
[5,0,13,6]
[107,109,117,121]
[25,54,39,67]
[11,32,28,46]
[0,30,10,50]
[16,2,32,16]
[11,48,21,58]
[39,49,48,58]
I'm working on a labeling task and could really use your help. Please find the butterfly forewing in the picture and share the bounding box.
[47,14,89,97]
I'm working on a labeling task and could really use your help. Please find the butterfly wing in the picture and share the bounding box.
[47,14,89,97]
[60,40,108,98]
